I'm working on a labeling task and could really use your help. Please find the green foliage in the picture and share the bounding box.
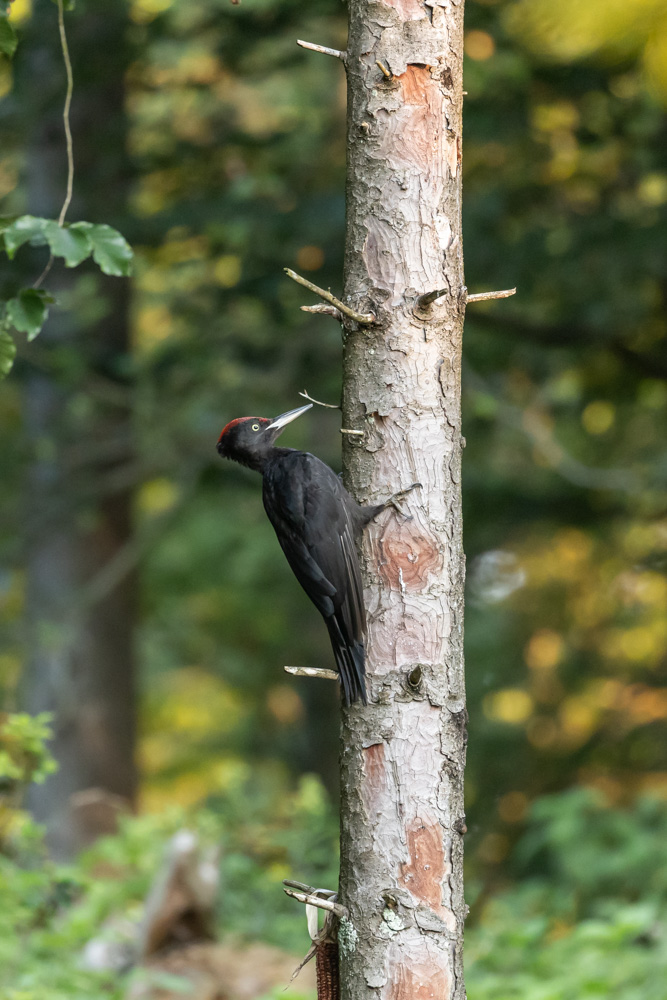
[468,896,667,1000]
[68,222,134,277]
[0,0,133,379]
[0,712,57,788]
[5,289,54,339]
[41,221,91,268]
[2,785,666,1000]
[0,328,16,376]
[0,15,17,59]
[0,711,57,853]
[1,768,335,999]
[467,790,667,999]
[0,216,133,376]
[515,789,667,907]
[0,1,16,59]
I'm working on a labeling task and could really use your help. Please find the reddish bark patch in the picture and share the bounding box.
[382,0,426,19]
[364,741,386,786]
[400,64,431,106]
[399,821,446,914]
[380,65,442,176]
[361,742,388,819]
[376,519,443,592]
[385,962,450,1000]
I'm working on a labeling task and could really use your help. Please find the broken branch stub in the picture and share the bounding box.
[284,665,339,681]
[297,39,347,63]
[284,268,375,325]
[301,303,345,322]
[467,287,516,303]
[283,886,348,919]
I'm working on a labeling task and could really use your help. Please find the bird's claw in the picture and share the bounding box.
[383,482,422,518]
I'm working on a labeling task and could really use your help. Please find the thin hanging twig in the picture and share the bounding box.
[34,0,75,289]
[57,0,74,226]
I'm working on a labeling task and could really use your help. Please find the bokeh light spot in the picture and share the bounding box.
[138,478,180,517]
[526,715,559,749]
[637,172,667,206]
[214,254,242,288]
[465,30,496,61]
[484,689,533,725]
[267,685,304,725]
[296,245,325,271]
[478,832,510,863]
[498,791,529,824]
[525,629,564,671]
[130,0,174,25]
[582,400,615,434]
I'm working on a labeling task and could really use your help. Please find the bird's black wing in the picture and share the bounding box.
[262,450,367,704]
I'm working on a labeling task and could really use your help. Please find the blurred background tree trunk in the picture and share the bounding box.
[20,0,136,859]
[339,1,467,997]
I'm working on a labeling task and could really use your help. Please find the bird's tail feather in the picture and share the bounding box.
[326,618,367,706]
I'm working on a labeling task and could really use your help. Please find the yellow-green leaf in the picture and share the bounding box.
[0,328,16,378]
[0,15,17,58]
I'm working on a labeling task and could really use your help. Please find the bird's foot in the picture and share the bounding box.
[382,481,422,517]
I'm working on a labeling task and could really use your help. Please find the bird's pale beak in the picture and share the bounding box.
[267,403,313,432]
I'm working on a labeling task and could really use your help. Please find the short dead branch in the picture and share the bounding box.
[284,268,375,325]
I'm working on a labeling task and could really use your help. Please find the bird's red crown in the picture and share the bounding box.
[217,416,269,444]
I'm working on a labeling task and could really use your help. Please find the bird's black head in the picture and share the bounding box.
[216,403,312,471]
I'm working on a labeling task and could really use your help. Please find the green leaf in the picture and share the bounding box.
[6,289,53,340]
[44,220,92,267]
[2,215,49,258]
[0,327,16,378]
[71,222,133,277]
[0,15,17,58]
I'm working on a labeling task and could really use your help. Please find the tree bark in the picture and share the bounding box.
[21,0,137,858]
[339,2,467,998]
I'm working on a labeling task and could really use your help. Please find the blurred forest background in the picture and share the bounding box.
[1,0,667,997]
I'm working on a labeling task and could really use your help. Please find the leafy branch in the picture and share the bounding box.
[0,0,134,380]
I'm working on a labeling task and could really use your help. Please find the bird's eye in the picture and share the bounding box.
[251,423,260,431]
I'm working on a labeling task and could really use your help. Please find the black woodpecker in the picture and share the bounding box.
[216,403,413,705]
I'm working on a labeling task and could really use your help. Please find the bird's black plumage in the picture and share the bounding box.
[216,405,383,705]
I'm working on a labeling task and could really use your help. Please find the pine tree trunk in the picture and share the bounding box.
[339,2,467,997]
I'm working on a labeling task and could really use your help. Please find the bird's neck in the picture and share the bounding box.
[260,446,296,473]
[244,445,296,475]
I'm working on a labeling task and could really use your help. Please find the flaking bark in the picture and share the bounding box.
[339,2,467,998]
